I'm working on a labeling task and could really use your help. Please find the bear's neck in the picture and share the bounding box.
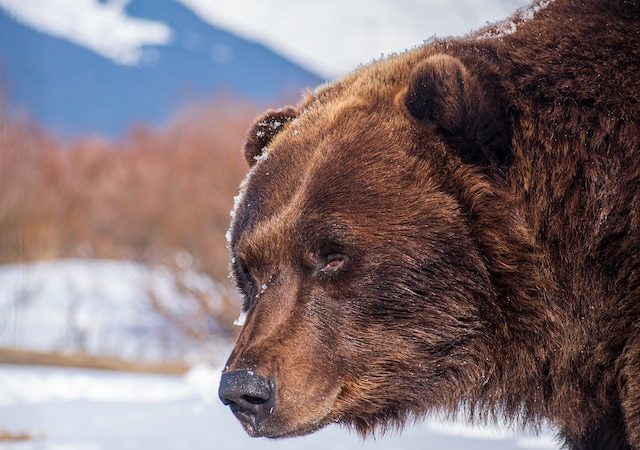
[440,162,570,420]
[437,53,635,439]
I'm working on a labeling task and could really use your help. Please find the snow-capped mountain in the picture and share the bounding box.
[0,0,323,137]
[0,0,530,138]
[177,0,530,78]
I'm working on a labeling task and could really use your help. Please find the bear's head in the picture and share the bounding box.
[219,52,544,438]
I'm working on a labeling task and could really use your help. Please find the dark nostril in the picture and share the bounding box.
[241,394,268,405]
[218,369,275,423]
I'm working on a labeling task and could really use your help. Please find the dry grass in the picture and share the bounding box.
[0,99,259,340]
[0,430,32,442]
[0,346,189,375]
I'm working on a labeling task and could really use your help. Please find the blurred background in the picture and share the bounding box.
[0,0,561,448]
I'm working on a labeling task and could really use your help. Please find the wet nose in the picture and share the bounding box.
[219,369,275,425]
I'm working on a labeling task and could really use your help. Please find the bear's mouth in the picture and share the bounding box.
[227,386,342,439]
[259,414,336,439]
[231,407,336,439]
[228,402,263,436]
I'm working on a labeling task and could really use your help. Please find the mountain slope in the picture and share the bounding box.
[0,0,323,137]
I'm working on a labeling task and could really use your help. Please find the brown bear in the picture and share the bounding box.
[218,0,640,448]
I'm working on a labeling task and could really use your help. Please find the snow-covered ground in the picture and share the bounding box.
[0,364,560,450]
[0,259,232,363]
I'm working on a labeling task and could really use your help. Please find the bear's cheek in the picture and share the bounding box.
[239,329,343,437]
[268,355,344,435]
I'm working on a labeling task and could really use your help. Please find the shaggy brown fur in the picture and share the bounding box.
[220,0,640,448]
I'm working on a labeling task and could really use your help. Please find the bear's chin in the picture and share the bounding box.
[268,421,332,439]
[235,410,335,439]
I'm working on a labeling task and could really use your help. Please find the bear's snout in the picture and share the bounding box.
[218,369,275,436]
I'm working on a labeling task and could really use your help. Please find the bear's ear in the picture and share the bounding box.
[244,107,298,166]
[404,54,511,172]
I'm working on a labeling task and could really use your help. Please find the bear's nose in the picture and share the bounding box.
[218,369,275,427]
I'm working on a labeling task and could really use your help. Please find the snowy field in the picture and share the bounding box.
[0,259,232,364]
[0,364,560,450]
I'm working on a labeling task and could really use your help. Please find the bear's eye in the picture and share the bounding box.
[320,254,346,274]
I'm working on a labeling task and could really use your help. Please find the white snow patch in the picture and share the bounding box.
[0,365,192,404]
[50,444,102,450]
[520,0,553,21]
[252,147,270,163]
[183,363,222,402]
[0,259,230,362]
[0,363,222,405]
[426,412,558,446]
[226,144,270,248]
[231,277,272,327]
[477,0,553,38]
[517,434,560,449]
[427,419,513,439]
[0,0,172,66]
[233,309,247,327]
[176,0,530,77]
